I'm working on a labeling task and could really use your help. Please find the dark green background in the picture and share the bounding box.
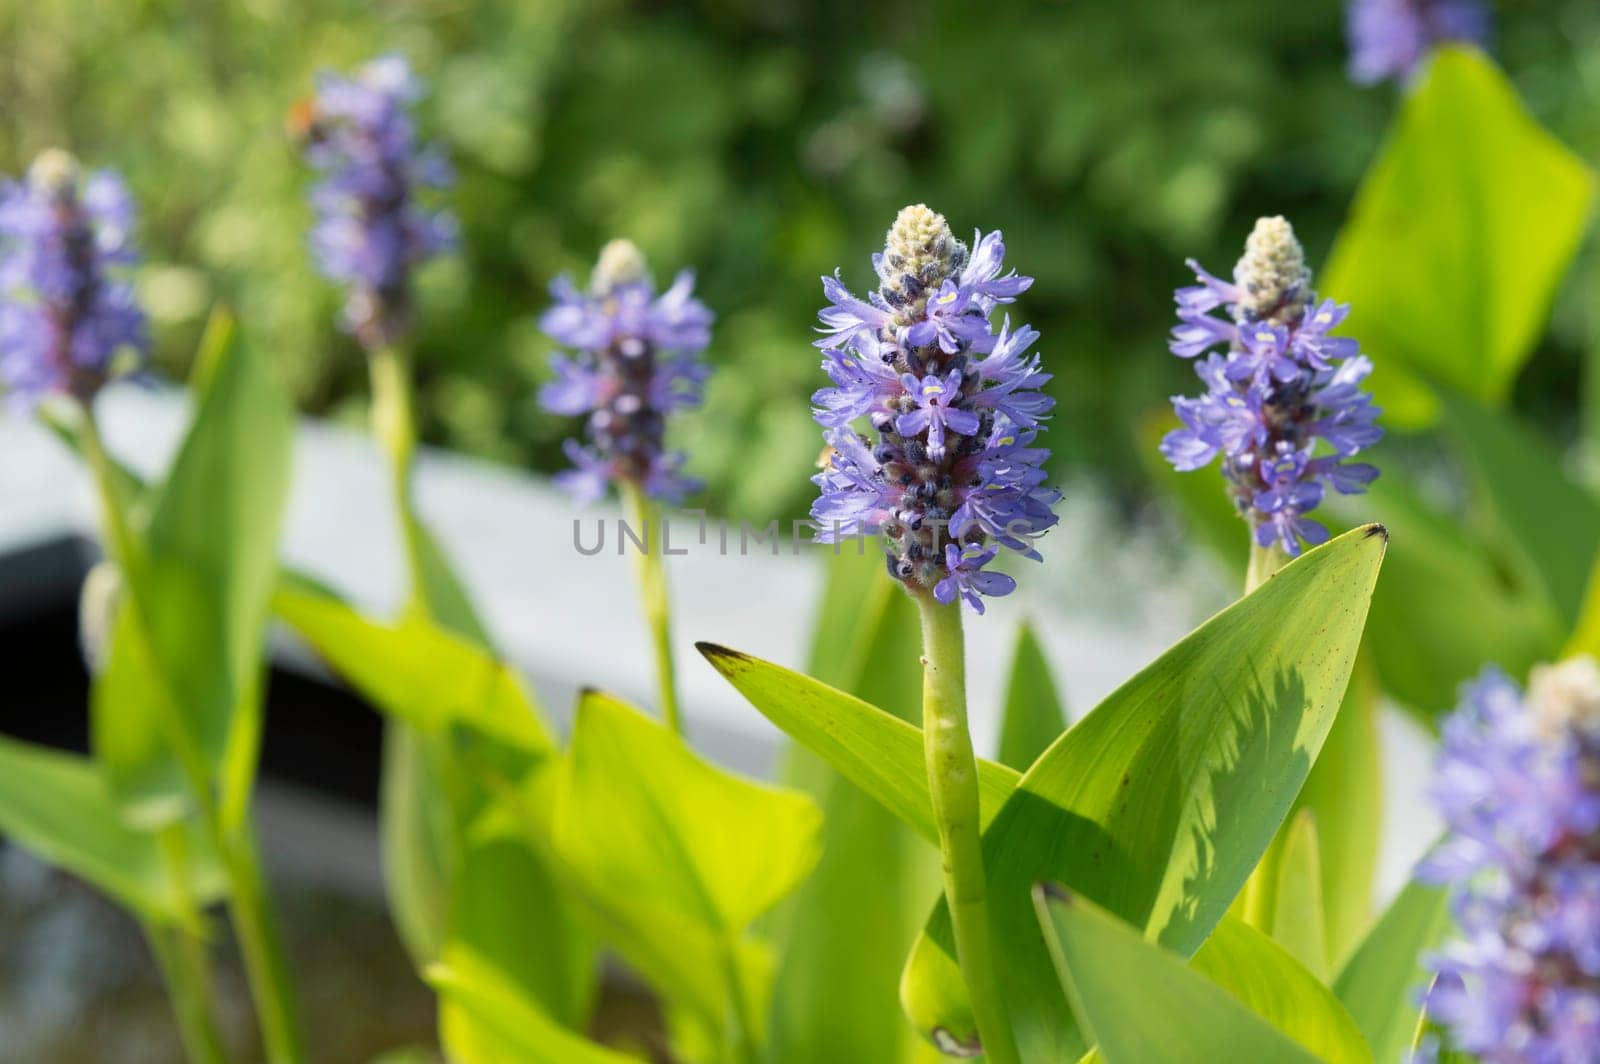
[3,0,1595,522]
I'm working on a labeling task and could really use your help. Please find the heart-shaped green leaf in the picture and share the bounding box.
[998,621,1069,772]
[1322,46,1595,425]
[1034,887,1329,1064]
[1333,879,1452,1064]
[902,525,1386,1060]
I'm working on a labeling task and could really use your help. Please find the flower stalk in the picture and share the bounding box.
[621,479,683,734]
[916,593,1019,1064]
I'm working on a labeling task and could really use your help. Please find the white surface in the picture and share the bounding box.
[0,383,1437,902]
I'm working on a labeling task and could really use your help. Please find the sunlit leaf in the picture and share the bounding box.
[1322,47,1595,425]
[901,525,1386,1060]
[1287,650,1382,969]
[272,577,552,754]
[427,946,634,1064]
[1034,887,1326,1064]
[697,646,1021,848]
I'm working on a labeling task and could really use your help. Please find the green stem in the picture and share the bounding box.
[80,404,304,1062]
[915,594,1019,1064]
[620,480,683,735]
[145,917,228,1064]
[212,817,305,1063]
[368,345,429,605]
[1245,540,1289,594]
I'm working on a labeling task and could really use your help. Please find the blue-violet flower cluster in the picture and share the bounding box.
[1160,216,1381,556]
[1346,0,1491,85]
[300,54,456,350]
[539,239,713,504]
[810,204,1059,613]
[0,149,146,408]
[1418,658,1600,1064]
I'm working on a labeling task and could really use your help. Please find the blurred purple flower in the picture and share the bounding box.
[0,150,146,407]
[1159,216,1382,556]
[538,239,713,504]
[300,54,456,349]
[810,204,1058,612]
[1347,0,1492,85]
[1418,658,1600,1064]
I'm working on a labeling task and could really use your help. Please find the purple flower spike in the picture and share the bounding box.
[299,54,456,350]
[810,204,1059,612]
[1159,216,1382,556]
[0,150,147,408]
[538,239,713,504]
[1346,0,1492,86]
[1419,658,1600,1064]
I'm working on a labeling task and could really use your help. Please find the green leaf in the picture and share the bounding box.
[1441,393,1600,630]
[556,689,820,934]
[1268,810,1329,981]
[552,690,820,1041]
[272,577,553,753]
[1322,47,1595,425]
[1333,880,1453,1064]
[427,946,634,1064]
[411,516,492,645]
[93,313,295,826]
[0,735,225,923]
[1190,916,1373,1064]
[696,645,1021,848]
[1033,887,1325,1064]
[1285,650,1382,969]
[771,562,934,1064]
[1326,476,1561,719]
[438,793,598,1057]
[901,525,1387,1061]
[998,620,1069,771]
[380,724,456,966]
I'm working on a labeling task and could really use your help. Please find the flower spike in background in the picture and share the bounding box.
[539,239,713,735]
[1345,0,1492,86]
[0,149,146,408]
[299,53,456,351]
[1418,658,1600,1063]
[810,204,1058,615]
[538,238,713,505]
[1160,216,1381,580]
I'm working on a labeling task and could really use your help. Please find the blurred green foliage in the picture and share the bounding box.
[3,0,1596,522]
